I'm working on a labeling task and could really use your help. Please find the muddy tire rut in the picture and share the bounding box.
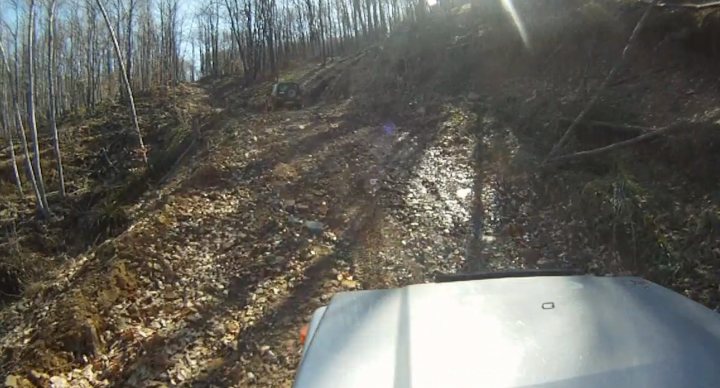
[0,90,568,387]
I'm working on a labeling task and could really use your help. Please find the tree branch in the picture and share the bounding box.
[544,0,660,163]
[559,118,657,133]
[545,121,710,164]
[641,0,720,9]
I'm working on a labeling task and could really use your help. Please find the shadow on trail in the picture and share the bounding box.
[112,103,445,386]
[462,103,597,274]
[181,110,445,386]
[122,103,541,385]
[191,202,384,387]
[237,116,362,182]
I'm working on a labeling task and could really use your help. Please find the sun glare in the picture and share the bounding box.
[501,0,531,49]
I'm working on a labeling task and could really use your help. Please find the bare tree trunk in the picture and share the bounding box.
[546,121,696,164]
[0,28,24,196]
[47,0,66,198]
[544,0,659,162]
[319,0,327,62]
[365,0,374,33]
[224,0,249,77]
[96,0,148,165]
[27,0,52,218]
[126,0,135,89]
[1,87,23,195]
[266,0,277,76]
[115,0,125,98]
[85,2,97,110]
[1,35,43,209]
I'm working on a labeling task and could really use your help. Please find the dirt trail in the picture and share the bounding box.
[139,102,457,385]
[0,61,597,386]
[160,86,541,387]
[5,1,720,378]
[174,99,484,386]
[0,67,504,386]
[144,86,566,386]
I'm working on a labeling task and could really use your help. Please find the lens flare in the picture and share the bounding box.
[383,121,397,135]
[501,0,531,49]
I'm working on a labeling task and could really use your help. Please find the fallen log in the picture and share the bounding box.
[560,118,657,133]
[546,121,713,163]
[641,0,720,9]
[544,0,660,162]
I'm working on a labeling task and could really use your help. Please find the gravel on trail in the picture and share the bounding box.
[1,81,573,388]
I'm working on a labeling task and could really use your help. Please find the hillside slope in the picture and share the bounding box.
[3,0,720,386]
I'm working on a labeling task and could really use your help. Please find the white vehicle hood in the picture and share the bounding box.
[293,275,720,388]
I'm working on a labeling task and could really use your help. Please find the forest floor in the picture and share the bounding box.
[3,0,720,386]
[3,60,570,387]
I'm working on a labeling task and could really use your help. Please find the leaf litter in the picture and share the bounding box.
[3,36,720,385]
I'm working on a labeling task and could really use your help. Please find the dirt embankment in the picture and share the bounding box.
[2,0,720,386]
[0,84,217,300]
[323,0,720,302]
[0,84,224,382]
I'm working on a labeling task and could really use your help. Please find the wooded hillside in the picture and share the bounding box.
[2,0,720,386]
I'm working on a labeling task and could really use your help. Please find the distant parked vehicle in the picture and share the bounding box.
[267,81,302,111]
[293,270,720,388]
